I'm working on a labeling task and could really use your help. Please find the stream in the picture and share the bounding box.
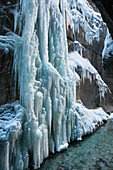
[39,119,113,170]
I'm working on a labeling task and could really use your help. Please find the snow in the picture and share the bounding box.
[57,143,69,152]
[109,113,113,119]
[68,51,108,99]
[69,51,97,74]
[0,0,110,169]
[75,102,108,140]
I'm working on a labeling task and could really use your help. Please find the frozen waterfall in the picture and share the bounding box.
[0,0,109,169]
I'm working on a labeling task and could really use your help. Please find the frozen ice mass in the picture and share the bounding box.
[0,0,111,169]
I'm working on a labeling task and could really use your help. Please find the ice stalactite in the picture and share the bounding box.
[12,0,77,168]
[0,102,26,170]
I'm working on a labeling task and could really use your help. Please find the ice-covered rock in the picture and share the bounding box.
[69,51,108,102]
[102,29,113,61]
[67,0,107,76]
[102,29,113,77]
[68,0,104,44]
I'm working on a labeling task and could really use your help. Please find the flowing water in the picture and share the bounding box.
[39,120,113,170]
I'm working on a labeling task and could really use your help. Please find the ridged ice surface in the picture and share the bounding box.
[102,29,113,60]
[0,0,109,169]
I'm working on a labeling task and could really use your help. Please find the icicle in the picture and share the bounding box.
[34,92,43,121]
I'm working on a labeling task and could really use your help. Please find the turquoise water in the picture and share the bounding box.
[39,120,113,170]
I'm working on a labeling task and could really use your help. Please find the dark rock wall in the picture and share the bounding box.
[92,0,113,38]
[91,0,113,109]
[0,0,17,105]
[76,79,103,109]
[102,73,113,112]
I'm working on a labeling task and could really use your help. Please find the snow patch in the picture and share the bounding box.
[75,102,108,140]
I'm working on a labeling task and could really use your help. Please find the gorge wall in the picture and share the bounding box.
[0,0,17,104]
[92,0,113,39]
[92,0,113,111]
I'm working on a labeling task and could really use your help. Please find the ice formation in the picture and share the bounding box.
[0,102,26,170]
[0,0,109,169]
[67,0,105,44]
[102,29,113,60]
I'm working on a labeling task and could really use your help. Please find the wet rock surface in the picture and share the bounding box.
[0,0,18,105]
[76,79,104,109]
[39,119,113,170]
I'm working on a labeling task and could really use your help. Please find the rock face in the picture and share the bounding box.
[0,0,18,105]
[91,0,113,109]
[67,0,112,110]
[91,0,113,98]
[76,79,104,109]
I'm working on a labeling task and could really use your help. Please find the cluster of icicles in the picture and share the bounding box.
[13,0,76,168]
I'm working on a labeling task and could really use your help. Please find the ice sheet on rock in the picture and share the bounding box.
[102,29,113,60]
[68,66,80,84]
[0,101,25,138]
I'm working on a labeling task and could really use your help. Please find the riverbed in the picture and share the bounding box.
[39,119,113,169]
